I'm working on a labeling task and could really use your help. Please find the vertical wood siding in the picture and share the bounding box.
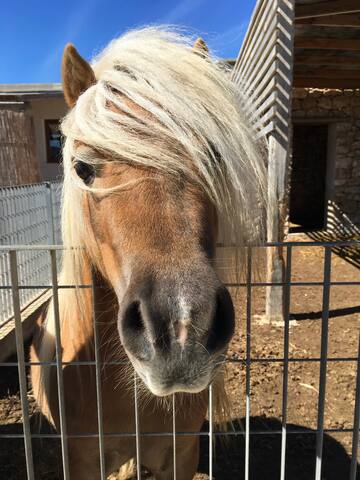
[0,110,41,187]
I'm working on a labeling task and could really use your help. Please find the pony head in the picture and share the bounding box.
[60,28,266,396]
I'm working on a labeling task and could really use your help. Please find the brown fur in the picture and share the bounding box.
[31,40,230,479]
[193,38,209,58]
[62,44,96,108]
[31,280,208,479]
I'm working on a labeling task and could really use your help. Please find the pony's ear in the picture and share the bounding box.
[193,37,209,57]
[62,44,96,108]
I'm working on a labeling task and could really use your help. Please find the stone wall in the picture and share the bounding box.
[292,88,360,230]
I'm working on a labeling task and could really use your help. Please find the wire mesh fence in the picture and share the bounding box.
[0,182,62,326]
[0,241,359,479]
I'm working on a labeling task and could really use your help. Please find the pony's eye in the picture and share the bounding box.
[74,161,95,185]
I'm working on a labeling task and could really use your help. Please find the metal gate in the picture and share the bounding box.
[0,241,359,479]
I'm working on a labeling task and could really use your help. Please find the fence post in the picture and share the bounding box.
[232,0,296,323]
[45,182,55,244]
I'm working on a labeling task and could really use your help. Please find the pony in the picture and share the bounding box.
[31,27,266,479]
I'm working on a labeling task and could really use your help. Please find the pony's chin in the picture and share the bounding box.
[145,380,209,397]
[132,363,211,397]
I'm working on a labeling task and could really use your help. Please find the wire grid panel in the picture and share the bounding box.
[0,242,359,480]
[0,182,62,326]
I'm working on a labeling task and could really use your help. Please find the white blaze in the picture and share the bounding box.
[178,296,191,348]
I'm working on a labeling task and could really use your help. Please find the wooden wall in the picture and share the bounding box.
[0,109,41,186]
[232,0,296,322]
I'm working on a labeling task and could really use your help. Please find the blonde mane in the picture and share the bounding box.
[42,26,267,369]
[62,27,266,272]
[31,28,269,442]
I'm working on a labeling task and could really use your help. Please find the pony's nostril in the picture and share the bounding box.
[121,300,153,361]
[123,301,144,333]
[206,287,235,353]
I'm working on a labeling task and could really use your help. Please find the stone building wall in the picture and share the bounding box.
[292,88,360,231]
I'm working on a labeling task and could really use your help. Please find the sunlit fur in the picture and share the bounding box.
[35,26,266,428]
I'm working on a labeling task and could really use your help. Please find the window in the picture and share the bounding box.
[45,119,62,163]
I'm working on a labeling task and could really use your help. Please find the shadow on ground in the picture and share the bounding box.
[0,414,358,479]
[198,418,359,480]
[291,305,360,321]
[0,417,62,480]
[305,201,360,269]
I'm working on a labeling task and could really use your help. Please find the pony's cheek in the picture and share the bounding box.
[95,242,128,292]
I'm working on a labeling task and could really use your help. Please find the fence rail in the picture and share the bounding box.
[0,181,62,326]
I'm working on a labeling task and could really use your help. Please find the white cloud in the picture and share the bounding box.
[208,21,248,57]
[160,0,207,24]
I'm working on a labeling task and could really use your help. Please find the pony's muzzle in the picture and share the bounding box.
[117,279,235,396]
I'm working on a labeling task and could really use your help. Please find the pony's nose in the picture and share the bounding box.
[120,297,174,359]
[118,283,234,359]
[206,285,235,353]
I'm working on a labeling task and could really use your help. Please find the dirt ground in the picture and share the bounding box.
[0,240,359,479]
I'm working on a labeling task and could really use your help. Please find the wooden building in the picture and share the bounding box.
[1,4,359,320]
[0,84,65,185]
[233,0,360,321]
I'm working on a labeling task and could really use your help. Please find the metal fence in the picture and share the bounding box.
[0,182,62,326]
[0,241,359,480]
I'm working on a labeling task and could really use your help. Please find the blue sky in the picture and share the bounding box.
[0,0,256,84]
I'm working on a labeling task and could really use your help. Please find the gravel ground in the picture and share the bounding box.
[0,241,359,479]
